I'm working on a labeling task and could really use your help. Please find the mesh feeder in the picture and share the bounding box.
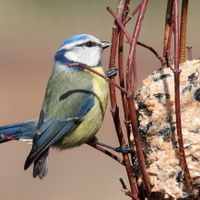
[135,60,200,199]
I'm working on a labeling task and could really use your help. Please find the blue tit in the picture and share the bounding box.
[0,34,110,179]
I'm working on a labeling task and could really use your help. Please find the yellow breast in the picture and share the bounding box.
[56,66,109,149]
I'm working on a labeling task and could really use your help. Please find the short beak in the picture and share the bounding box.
[101,41,111,50]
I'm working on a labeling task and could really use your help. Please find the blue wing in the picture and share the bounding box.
[24,88,95,170]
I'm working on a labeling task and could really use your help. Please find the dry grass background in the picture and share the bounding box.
[0,1,200,199]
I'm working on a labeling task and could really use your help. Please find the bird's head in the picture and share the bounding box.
[54,34,111,68]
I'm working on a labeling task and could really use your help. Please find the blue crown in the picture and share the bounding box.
[60,34,91,48]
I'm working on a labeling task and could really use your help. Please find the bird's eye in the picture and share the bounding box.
[84,41,94,47]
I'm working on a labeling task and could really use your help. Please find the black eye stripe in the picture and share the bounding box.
[84,41,97,47]
[76,41,100,48]
[84,41,98,47]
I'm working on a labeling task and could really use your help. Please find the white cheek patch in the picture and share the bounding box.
[64,51,78,62]
[64,47,101,67]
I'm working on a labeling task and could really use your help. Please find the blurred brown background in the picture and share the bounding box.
[0,1,200,199]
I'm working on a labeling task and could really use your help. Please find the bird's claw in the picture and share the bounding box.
[105,67,119,78]
[114,146,134,154]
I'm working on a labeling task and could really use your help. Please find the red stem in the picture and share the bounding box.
[123,1,143,25]
[126,0,151,196]
[107,6,163,64]
[107,6,132,43]
[163,0,173,59]
[179,0,188,63]
[89,144,124,166]
[108,1,139,199]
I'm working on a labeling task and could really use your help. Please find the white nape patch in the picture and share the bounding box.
[19,138,33,144]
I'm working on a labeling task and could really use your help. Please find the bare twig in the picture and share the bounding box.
[120,178,139,199]
[125,0,151,196]
[119,178,128,189]
[137,41,165,65]
[89,144,124,166]
[122,189,139,199]
[108,1,140,199]
[123,1,143,25]
[118,5,141,199]
[163,0,173,60]
[179,0,188,63]
[173,0,194,193]
[107,6,132,43]
[107,6,163,64]
[118,3,130,128]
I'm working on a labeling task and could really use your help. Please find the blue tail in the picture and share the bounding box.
[0,120,38,143]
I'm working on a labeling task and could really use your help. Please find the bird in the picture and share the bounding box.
[0,34,111,179]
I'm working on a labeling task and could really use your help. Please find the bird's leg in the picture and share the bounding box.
[87,137,133,154]
[96,142,134,154]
